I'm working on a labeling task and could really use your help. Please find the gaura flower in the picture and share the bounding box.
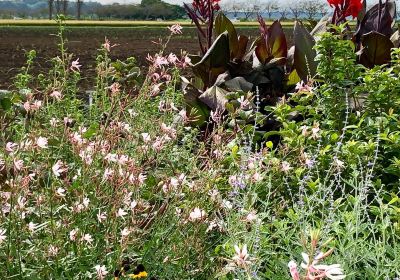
[189,207,206,221]
[36,137,48,149]
[0,228,6,243]
[95,264,108,280]
[70,58,82,72]
[232,244,251,268]
[168,24,183,35]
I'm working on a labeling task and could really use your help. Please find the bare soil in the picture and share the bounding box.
[0,26,291,89]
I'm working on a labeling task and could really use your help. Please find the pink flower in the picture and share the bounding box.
[97,211,107,223]
[288,260,300,280]
[151,83,162,96]
[13,159,24,171]
[295,81,313,92]
[168,24,183,35]
[109,82,120,95]
[69,228,78,241]
[167,53,179,64]
[189,207,206,221]
[154,55,169,68]
[50,90,63,101]
[121,227,130,238]
[70,58,82,72]
[6,142,18,153]
[103,37,111,52]
[116,208,128,218]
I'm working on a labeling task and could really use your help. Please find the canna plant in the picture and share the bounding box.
[183,1,320,131]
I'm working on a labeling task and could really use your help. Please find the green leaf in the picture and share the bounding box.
[0,97,12,110]
[286,69,301,88]
[359,31,394,68]
[83,123,99,139]
[293,21,317,81]
[181,77,209,126]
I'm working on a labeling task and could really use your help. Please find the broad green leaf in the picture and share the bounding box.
[286,69,301,88]
[0,97,12,111]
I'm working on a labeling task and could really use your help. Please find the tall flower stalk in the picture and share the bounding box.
[184,0,221,54]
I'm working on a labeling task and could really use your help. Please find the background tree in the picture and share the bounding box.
[278,4,288,20]
[55,0,61,14]
[63,0,68,15]
[264,0,278,19]
[77,0,82,19]
[48,0,54,19]
[301,0,326,20]
[289,0,302,20]
[231,1,241,18]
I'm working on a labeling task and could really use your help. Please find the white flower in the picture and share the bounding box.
[82,197,90,208]
[28,222,38,232]
[168,24,183,35]
[121,227,130,238]
[130,200,138,211]
[97,211,107,223]
[56,188,66,197]
[334,158,345,169]
[69,228,78,241]
[245,211,258,222]
[232,244,251,268]
[94,265,108,280]
[189,207,206,222]
[50,118,59,127]
[281,161,292,173]
[116,208,128,218]
[36,137,48,149]
[314,264,346,280]
[222,200,233,209]
[52,160,67,177]
[82,233,93,244]
[141,133,151,143]
[0,228,6,243]
[104,153,118,163]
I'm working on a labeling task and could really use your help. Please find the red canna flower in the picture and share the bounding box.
[327,0,363,19]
